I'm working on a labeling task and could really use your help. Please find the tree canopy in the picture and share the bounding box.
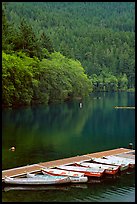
[5,2,135,89]
[2,50,92,107]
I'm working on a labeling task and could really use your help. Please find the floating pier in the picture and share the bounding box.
[2,148,135,181]
[114,106,135,109]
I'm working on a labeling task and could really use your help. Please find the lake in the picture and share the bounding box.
[2,92,135,202]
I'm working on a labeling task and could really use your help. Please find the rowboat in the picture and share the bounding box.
[105,155,135,168]
[27,172,88,183]
[41,168,85,177]
[90,157,129,171]
[115,153,135,160]
[56,165,105,177]
[4,175,71,185]
[74,162,119,175]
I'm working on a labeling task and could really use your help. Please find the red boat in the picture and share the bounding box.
[74,162,119,175]
[41,168,85,177]
[56,165,105,178]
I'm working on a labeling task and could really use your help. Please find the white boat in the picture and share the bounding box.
[27,172,88,183]
[41,168,85,177]
[56,165,105,177]
[105,155,135,168]
[91,158,129,171]
[91,157,129,171]
[4,175,71,185]
[74,162,119,175]
[115,153,135,160]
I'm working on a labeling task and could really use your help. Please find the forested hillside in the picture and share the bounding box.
[5,2,135,87]
[2,2,135,107]
[2,3,92,108]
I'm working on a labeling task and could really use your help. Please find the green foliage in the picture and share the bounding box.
[2,8,54,59]
[118,73,128,90]
[91,72,129,92]
[39,32,54,54]
[2,51,39,107]
[2,3,15,52]
[5,2,134,88]
[16,19,38,57]
[2,2,135,107]
[2,51,92,107]
[35,52,92,103]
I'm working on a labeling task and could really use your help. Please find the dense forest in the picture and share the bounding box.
[2,2,135,107]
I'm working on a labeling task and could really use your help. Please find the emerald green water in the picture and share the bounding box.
[2,92,135,202]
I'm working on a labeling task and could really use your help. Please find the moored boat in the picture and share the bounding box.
[4,175,71,185]
[41,168,85,177]
[74,162,120,175]
[115,153,135,160]
[105,155,135,168]
[90,157,129,171]
[27,172,88,183]
[56,165,105,178]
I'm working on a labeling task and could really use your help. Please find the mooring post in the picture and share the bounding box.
[128,143,133,149]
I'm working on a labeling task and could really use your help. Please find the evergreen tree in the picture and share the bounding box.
[18,19,39,57]
[2,3,14,52]
[39,32,54,54]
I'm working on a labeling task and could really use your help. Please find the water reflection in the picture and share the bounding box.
[2,92,135,170]
[2,172,135,202]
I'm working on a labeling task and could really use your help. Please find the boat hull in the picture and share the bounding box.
[4,176,71,185]
[91,157,129,172]
[41,168,85,177]
[75,162,119,175]
[105,155,135,167]
[27,172,88,183]
[57,165,105,178]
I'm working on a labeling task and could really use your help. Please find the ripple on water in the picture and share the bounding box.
[73,186,135,202]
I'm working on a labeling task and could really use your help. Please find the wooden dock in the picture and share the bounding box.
[2,148,135,181]
[114,106,135,109]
